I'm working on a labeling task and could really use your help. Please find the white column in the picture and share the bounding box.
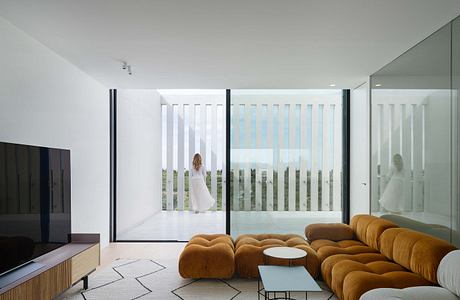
[255,104,262,211]
[322,104,330,211]
[188,105,195,211]
[413,104,424,212]
[299,104,307,211]
[166,104,174,211]
[244,105,252,211]
[211,104,218,210]
[310,103,319,211]
[200,104,207,175]
[177,104,184,211]
[278,105,285,211]
[391,104,401,155]
[233,104,240,211]
[401,104,413,211]
[333,103,342,211]
[266,104,274,211]
[380,104,390,211]
[288,104,296,211]
[221,104,226,211]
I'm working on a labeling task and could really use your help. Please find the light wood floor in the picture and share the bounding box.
[99,242,186,269]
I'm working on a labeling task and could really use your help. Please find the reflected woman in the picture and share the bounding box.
[379,153,405,213]
[190,153,215,213]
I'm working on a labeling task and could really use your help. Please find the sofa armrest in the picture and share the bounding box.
[305,223,354,242]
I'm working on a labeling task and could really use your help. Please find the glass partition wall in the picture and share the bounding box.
[370,18,460,247]
[230,90,343,237]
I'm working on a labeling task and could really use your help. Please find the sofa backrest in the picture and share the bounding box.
[380,228,457,284]
[350,214,398,249]
[437,249,460,297]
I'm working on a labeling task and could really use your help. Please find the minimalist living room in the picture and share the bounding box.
[1,1,460,300]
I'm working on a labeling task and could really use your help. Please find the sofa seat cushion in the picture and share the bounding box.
[343,271,434,300]
[188,233,235,249]
[360,287,460,300]
[234,234,320,279]
[312,239,379,262]
[235,233,307,250]
[321,253,388,287]
[311,239,365,251]
[179,234,235,279]
[331,259,433,300]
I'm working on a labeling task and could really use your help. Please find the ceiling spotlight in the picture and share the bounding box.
[329,84,336,87]
[375,84,382,87]
[121,61,133,75]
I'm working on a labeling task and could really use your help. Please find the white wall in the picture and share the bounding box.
[116,90,162,236]
[425,91,452,217]
[350,82,370,217]
[0,18,110,247]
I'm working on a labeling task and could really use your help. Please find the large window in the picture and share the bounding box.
[229,90,343,237]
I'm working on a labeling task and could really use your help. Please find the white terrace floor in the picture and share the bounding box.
[117,211,342,241]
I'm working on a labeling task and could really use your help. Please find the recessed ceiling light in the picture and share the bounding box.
[329,84,336,87]
[375,84,382,87]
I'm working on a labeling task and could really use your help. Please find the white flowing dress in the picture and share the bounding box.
[190,166,215,212]
[379,168,405,213]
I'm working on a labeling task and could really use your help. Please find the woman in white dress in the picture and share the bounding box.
[190,153,215,213]
[379,153,405,213]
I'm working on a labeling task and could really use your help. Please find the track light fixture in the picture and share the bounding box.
[121,61,133,75]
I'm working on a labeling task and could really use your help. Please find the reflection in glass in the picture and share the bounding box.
[370,22,460,247]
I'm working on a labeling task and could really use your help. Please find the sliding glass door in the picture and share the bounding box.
[229,90,343,237]
[111,89,348,241]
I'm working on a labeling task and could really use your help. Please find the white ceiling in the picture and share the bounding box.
[1,0,460,89]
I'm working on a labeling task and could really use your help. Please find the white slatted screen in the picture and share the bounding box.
[162,94,343,213]
[372,102,427,212]
[161,93,226,211]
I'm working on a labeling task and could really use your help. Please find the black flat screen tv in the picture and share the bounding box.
[0,141,71,275]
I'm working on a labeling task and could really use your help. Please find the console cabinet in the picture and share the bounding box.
[0,234,100,300]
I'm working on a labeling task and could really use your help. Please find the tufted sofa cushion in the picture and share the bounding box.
[350,215,399,249]
[334,228,456,300]
[234,234,320,279]
[321,252,389,288]
[305,223,354,242]
[308,215,398,263]
[359,250,460,300]
[335,259,433,300]
[379,228,456,284]
[179,234,235,279]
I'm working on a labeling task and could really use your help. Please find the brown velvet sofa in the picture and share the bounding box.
[234,234,320,279]
[179,233,320,279]
[305,215,457,300]
[178,234,235,279]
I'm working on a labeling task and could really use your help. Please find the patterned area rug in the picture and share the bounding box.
[60,259,337,300]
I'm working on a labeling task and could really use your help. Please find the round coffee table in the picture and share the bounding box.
[263,247,307,267]
[260,247,310,299]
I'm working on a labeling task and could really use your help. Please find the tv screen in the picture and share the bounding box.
[0,142,71,275]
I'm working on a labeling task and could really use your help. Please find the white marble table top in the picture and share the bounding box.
[263,246,307,260]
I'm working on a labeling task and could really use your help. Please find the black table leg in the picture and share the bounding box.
[82,276,89,290]
[258,279,260,300]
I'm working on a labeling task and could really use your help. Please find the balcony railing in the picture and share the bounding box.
[161,92,342,212]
